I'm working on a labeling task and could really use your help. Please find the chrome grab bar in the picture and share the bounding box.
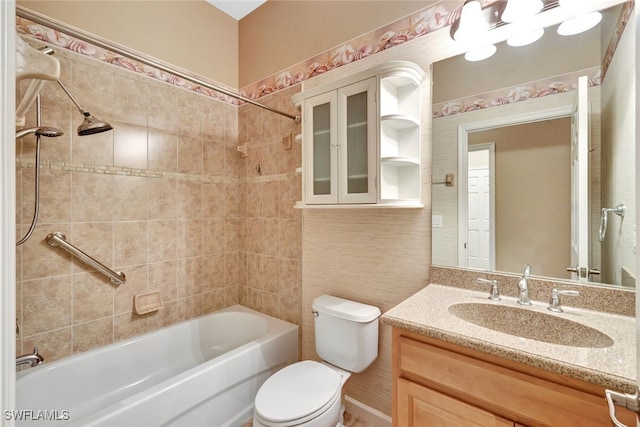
[46,232,126,285]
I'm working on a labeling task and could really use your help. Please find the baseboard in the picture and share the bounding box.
[344,395,392,427]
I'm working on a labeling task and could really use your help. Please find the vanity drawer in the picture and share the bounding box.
[397,335,633,427]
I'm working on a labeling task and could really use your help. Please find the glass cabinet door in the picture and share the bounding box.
[304,91,338,204]
[338,78,377,203]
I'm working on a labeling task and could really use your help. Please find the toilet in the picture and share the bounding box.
[253,295,381,427]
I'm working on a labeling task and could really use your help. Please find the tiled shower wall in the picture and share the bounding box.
[15,39,302,361]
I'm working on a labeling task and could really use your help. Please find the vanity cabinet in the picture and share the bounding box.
[392,328,636,427]
[293,61,424,207]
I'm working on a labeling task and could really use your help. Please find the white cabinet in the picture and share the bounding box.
[293,61,424,208]
[303,78,377,204]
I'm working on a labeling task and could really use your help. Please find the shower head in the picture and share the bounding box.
[16,126,65,139]
[77,112,113,136]
[56,80,113,136]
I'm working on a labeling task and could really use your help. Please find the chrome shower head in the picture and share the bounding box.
[16,126,65,139]
[77,113,113,136]
[56,80,113,136]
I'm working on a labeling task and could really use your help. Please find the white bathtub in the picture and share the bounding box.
[15,305,298,426]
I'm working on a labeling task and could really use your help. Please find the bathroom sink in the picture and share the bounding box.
[448,303,614,348]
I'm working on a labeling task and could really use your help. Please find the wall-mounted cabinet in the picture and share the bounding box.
[293,61,424,208]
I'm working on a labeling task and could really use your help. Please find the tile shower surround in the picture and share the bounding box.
[15,42,302,361]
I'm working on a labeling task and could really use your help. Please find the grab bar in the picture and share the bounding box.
[46,232,126,285]
[599,203,625,242]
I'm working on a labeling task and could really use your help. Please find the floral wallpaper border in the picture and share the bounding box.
[15,1,632,112]
[432,67,602,118]
[15,3,456,106]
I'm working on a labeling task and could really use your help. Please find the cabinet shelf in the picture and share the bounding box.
[381,114,419,129]
[381,156,420,166]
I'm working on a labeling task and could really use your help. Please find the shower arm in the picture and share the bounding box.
[16,6,301,124]
[56,80,90,117]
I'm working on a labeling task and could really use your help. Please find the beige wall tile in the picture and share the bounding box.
[147,80,178,133]
[148,128,178,172]
[203,290,226,314]
[203,254,225,291]
[177,92,204,138]
[114,312,149,342]
[71,172,114,222]
[177,219,203,259]
[177,180,203,219]
[73,317,113,353]
[177,295,203,321]
[263,256,279,293]
[113,176,149,221]
[72,272,113,324]
[114,122,148,169]
[148,178,178,220]
[177,135,203,174]
[224,252,240,286]
[148,300,177,331]
[71,222,113,274]
[71,130,114,165]
[203,139,225,176]
[113,75,148,127]
[203,218,225,255]
[21,224,72,281]
[149,260,178,303]
[178,257,203,297]
[148,220,177,262]
[202,182,226,218]
[114,221,148,267]
[23,276,72,336]
[21,169,71,225]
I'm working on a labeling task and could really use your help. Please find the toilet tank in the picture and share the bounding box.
[312,295,381,373]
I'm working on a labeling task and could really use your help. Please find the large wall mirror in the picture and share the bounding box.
[431,3,635,288]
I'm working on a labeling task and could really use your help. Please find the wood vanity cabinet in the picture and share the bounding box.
[392,328,636,427]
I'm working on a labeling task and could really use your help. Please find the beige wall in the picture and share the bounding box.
[238,0,434,87]
[16,0,239,87]
[469,120,572,278]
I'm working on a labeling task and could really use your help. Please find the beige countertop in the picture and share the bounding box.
[382,284,637,393]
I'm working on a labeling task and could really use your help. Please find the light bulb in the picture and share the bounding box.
[557,11,602,36]
[464,44,497,61]
[453,0,488,42]
[507,28,544,46]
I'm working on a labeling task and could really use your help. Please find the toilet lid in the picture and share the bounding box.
[255,361,342,425]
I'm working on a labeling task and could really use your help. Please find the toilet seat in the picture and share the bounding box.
[254,361,343,426]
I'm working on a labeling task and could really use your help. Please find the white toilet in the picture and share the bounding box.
[253,295,381,427]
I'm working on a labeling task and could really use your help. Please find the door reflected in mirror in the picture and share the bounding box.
[431,4,635,288]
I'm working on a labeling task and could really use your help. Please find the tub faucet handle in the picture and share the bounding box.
[476,278,500,301]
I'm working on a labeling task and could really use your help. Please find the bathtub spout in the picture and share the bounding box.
[16,347,44,368]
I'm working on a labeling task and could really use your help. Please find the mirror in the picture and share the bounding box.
[431,4,635,288]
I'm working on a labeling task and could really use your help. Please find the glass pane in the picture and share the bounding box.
[313,102,331,195]
[346,91,368,194]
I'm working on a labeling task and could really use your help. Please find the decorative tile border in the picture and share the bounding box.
[17,160,295,185]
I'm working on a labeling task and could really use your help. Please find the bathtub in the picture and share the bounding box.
[15,305,298,426]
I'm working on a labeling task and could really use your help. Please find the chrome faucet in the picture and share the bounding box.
[517,264,532,306]
[476,277,501,301]
[16,347,44,368]
[548,289,580,312]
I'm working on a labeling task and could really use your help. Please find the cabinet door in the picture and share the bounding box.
[337,77,377,203]
[397,378,514,427]
[304,91,338,204]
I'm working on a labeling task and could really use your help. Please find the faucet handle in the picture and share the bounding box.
[476,278,501,301]
[548,289,579,312]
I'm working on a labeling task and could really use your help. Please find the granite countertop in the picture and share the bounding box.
[382,284,637,393]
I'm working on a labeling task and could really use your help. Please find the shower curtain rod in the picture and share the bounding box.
[16,6,301,124]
